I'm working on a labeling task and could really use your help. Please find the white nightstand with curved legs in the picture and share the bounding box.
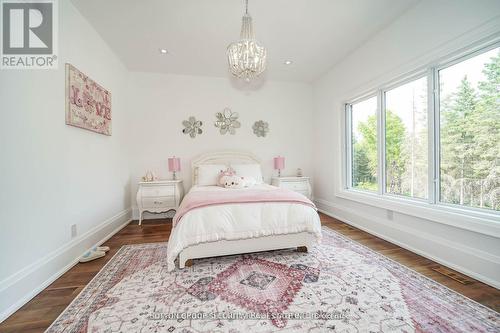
[136,180,184,225]
[271,176,312,199]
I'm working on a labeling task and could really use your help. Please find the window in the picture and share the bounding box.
[438,47,500,211]
[385,77,428,199]
[345,41,500,213]
[350,96,378,191]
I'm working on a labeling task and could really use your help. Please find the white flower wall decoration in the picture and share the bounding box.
[252,120,269,137]
[214,108,241,135]
[182,116,203,138]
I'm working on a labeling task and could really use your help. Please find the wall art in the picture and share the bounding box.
[182,116,203,138]
[252,120,269,137]
[65,64,112,135]
[214,108,241,135]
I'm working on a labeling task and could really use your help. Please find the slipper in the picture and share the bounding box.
[92,246,110,253]
[79,250,106,263]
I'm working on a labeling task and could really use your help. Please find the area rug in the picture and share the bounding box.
[46,226,499,332]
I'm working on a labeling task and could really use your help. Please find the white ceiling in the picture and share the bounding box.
[72,0,418,82]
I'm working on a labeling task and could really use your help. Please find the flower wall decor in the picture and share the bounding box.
[214,108,241,135]
[252,120,269,137]
[182,116,203,138]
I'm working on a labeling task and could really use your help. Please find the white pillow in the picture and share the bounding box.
[197,164,226,186]
[231,164,263,184]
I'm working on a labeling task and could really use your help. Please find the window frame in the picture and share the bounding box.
[434,41,500,212]
[380,72,430,202]
[342,38,500,231]
[345,93,379,192]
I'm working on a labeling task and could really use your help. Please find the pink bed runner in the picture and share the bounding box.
[173,188,316,227]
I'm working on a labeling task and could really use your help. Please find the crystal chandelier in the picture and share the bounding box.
[227,0,267,81]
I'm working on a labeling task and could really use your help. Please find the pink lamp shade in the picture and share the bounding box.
[274,156,285,177]
[168,157,181,172]
[274,156,285,170]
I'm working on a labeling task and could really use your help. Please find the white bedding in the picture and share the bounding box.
[166,184,322,271]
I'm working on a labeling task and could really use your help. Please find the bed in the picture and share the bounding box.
[166,151,322,271]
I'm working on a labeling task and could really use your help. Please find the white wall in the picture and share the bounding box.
[126,72,314,219]
[0,1,131,320]
[312,0,500,287]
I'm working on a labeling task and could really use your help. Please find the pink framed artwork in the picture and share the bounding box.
[65,63,112,135]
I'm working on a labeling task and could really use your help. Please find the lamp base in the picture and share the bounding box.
[172,171,177,180]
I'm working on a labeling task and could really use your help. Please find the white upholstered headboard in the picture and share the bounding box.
[191,151,261,185]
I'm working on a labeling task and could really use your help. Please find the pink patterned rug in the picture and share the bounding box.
[46,226,499,332]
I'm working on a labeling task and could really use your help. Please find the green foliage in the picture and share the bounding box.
[352,111,407,194]
[357,115,378,177]
[439,51,500,210]
[384,111,408,194]
[473,54,500,179]
[352,140,373,186]
[352,116,377,190]
[355,181,378,191]
[440,76,477,181]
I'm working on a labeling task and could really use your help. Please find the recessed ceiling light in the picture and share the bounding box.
[159,48,168,54]
[284,60,293,65]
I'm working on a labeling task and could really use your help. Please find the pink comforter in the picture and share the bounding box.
[173,187,316,227]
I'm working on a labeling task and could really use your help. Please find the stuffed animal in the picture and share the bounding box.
[223,175,244,189]
[217,167,235,186]
[221,175,257,189]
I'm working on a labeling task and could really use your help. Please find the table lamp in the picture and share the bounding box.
[168,157,181,180]
[274,156,285,177]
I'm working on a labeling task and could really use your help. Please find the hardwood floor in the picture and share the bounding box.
[1,213,498,332]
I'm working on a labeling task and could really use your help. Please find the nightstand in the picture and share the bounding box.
[136,180,184,225]
[271,176,312,199]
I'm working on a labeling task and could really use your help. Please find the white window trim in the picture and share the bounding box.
[341,38,500,237]
[345,94,378,191]
[377,90,384,196]
[344,104,352,189]
[380,71,429,199]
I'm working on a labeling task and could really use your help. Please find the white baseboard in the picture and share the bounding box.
[0,208,132,323]
[315,198,500,289]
